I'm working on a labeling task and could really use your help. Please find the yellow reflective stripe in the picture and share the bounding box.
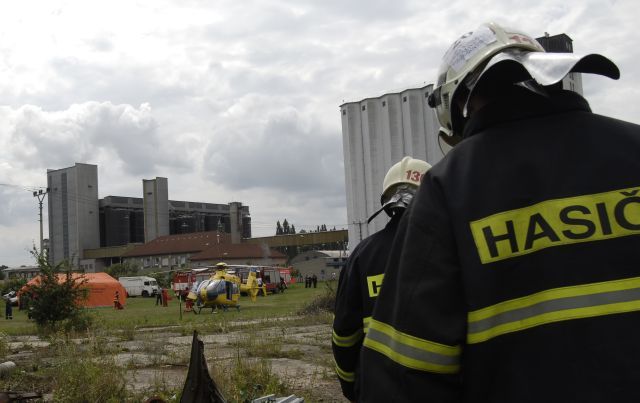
[468,276,640,344]
[362,316,371,333]
[334,359,355,382]
[363,319,460,374]
[332,327,363,348]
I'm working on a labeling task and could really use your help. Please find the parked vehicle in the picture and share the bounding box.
[171,268,216,298]
[235,266,283,294]
[118,276,159,297]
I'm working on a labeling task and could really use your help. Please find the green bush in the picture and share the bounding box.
[62,310,95,333]
[25,249,89,331]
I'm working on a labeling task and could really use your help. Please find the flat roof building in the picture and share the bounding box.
[47,163,100,267]
[47,163,251,267]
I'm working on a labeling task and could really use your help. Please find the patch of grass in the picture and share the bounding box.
[213,354,290,402]
[297,281,336,315]
[0,332,7,358]
[51,352,128,402]
[0,281,340,401]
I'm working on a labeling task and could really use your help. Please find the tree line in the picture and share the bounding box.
[275,219,336,235]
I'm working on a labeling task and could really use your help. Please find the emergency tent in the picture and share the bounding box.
[21,272,127,308]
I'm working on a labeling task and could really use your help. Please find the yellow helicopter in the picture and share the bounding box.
[187,263,264,313]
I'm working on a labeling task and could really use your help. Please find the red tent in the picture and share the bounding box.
[21,272,127,308]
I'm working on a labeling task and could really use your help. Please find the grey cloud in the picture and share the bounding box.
[2,102,188,176]
[0,187,36,227]
[86,36,115,52]
[205,107,345,198]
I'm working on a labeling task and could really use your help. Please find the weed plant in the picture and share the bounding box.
[0,332,7,358]
[297,281,337,315]
[213,353,290,403]
[51,352,128,402]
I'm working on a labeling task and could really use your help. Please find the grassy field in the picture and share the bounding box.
[1,281,341,402]
[1,282,330,335]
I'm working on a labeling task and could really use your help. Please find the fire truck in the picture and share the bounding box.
[171,267,216,298]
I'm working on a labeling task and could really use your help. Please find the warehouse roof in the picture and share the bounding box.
[190,243,286,261]
[123,231,231,257]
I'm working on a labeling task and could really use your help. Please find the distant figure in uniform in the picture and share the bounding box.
[113,291,123,310]
[312,274,317,288]
[332,156,430,401]
[161,288,169,307]
[156,288,163,306]
[4,293,13,320]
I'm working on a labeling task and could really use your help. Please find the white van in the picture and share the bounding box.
[118,276,159,297]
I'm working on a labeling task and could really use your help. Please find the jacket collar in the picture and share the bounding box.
[462,88,592,139]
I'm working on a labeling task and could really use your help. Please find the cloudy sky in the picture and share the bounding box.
[1,0,638,266]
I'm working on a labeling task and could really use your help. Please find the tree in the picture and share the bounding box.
[0,265,7,280]
[24,248,89,329]
[276,221,283,235]
[106,262,139,278]
[291,224,296,234]
[283,219,290,234]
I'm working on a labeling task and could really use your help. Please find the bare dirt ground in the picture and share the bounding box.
[4,319,349,402]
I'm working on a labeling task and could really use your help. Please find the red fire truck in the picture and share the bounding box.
[171,267,216,298]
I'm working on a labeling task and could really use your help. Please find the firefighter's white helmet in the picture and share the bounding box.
[368,157,431,223]
[382,156,431,200]
[428,22,619,146]
[428,22,544,145]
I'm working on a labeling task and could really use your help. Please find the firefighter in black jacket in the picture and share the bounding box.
[332,156,431,402]
[361,22,640,402]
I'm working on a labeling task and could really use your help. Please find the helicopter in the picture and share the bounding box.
[186,263,264,313]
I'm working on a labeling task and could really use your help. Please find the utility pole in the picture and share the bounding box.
[33,188,50,254]
[353,220,363,241]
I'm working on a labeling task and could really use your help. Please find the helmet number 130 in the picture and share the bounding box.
[406,170,423,183]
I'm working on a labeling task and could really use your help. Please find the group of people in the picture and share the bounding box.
[304,274,318,288]
[333,22,640,402]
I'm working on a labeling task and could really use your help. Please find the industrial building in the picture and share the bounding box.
[339,32,580,252]
[340,85,445,249]
[47,163,251,268]
[47,163,101,267]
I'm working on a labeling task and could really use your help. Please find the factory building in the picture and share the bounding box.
[47,163,251,268]
[340,85,445,250]
[47,163,101,267]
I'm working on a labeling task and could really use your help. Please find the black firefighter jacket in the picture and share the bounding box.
[333,213,403,401]
[360,88,640,403]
